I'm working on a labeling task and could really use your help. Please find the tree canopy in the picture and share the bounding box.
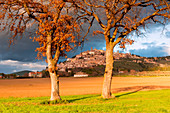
[0,0,83,101]
[70,0,170,98]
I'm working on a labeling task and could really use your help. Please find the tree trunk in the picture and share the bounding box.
[102,43,114,99]
[49,71,61,101]
[46,35,61,101]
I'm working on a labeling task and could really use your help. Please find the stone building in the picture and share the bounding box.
[29,72,43,78]
[74,72,88,77]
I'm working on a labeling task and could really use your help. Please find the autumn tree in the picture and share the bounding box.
[0,0,83,101]
[71,0,170,98]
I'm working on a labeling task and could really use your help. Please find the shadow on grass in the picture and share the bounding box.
[115,89,142,98]
[114,85,168,98]
[68,94,100,103]
[40,95,100,105]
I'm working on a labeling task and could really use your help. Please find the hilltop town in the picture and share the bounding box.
[57,48,170,74]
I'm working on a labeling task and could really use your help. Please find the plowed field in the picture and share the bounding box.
[0,77,170,97]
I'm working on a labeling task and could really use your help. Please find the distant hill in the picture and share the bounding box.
[57,49,170,76]
[11,70,32,75]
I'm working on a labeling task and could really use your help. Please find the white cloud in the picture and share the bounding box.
[0,60,47,73]
[164,47,170,55]
[12,70,17,72]
[102,47,106,50]
[121,24,170,56]
[0,60,19,65]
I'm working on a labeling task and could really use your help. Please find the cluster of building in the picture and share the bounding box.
[57,49,149,72]
[28,72,43,78]
[58,49,106,71]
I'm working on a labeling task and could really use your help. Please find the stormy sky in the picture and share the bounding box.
[0,23,170,74]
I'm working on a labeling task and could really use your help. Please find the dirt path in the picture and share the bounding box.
[0,77,170,98]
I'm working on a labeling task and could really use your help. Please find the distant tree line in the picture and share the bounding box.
[0,73,17,79]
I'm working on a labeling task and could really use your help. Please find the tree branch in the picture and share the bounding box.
[70,0,106,28]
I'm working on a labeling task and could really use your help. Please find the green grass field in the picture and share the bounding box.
[1,89,170,113]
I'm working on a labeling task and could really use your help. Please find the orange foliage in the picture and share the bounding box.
[93,30,104,36]
[0,0,81,60]
[120,38,134,49]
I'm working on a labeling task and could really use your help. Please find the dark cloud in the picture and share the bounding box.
[129,46,168,57]
[63,35,106,59]
[165,31,170,38]
[0,64,18,74]
[0,20,105,63]
[0,32,39,62]
[59,21,106,60]
[0,31,106,64]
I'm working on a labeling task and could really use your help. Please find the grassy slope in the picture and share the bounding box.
[1,89,170,113]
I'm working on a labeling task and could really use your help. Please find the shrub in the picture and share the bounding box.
[40,99,69,105]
